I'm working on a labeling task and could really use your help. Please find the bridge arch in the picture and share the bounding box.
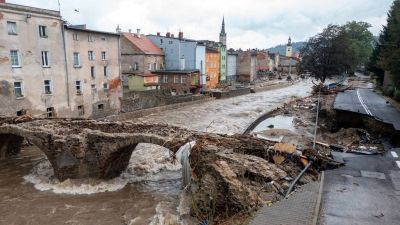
[0,123,187,181]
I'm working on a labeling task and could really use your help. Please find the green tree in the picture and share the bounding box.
[378,0,400,88]
[298,25,351,82]
[342,21,375,72]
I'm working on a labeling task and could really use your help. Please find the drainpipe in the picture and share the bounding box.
[61,21,71,108]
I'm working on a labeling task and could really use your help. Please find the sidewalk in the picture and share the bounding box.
[249,177,323,225]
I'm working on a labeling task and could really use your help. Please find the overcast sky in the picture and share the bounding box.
[8,0,394,49]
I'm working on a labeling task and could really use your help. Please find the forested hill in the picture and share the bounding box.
[267,42,305,55]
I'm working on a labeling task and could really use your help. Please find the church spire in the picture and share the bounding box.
[219,16,227,46]
[287,36,292,46]
[220,16,226,35]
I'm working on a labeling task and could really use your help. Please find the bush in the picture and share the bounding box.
[383,85,395,97]
[394,89,400,102]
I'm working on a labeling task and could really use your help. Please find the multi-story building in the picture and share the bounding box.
[63,25,121,118]
[236,50,257,82]
[0,1,122,118]
[227,49,238,82]
[147,32,206,89]
[0,1,69,117]
[205,47,220,89]
[121,30,164,92]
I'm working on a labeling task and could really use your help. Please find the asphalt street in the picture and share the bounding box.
[319,146,400,225]
[334,88,400,130]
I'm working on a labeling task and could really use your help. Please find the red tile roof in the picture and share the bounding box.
[122,32,164,55]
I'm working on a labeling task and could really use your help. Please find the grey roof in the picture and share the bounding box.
[65,25,120,36]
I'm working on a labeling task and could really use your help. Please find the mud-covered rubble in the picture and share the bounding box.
[187,134,335,223]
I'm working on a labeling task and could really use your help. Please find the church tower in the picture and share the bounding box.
[219,17,227,46]
[286,36,293,57]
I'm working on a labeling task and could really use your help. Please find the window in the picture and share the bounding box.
[160,39,163,44]
[103,82,108,90]
[7,21,17,35]
[43,80,52,94]
[73,33,79,41]
[100,37,106,41]
[41,51,50,67]
[88,51,95,61]
[153,63,157,71]
[148,63,151,71]
[181,75,187,83]
[174,75,180,83]
[39,25,47,38]
[10,50,20,67]
[76,80,82,94]
[91,66,96,78]
[73,52,80,67]
[78,105,85,116]
[97,104,104,110]
[88,35,94,42]
[133,62,139,71]
[91,84,96,91]
[101,51,107,60]
[46,107,54,118]
[14,81,23,98]
[103,66,108,77]
[168,41,173,44]
[160,63,164,70]
[163,75,168,83]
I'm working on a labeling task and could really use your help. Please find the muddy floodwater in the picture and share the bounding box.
[0,81,311,225]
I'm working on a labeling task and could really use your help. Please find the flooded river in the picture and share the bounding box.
[0,81,311,225]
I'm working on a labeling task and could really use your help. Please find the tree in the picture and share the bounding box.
[367,28,387,86]
[378,0,400,88]
[342,21,375,72]
[299,21,375,82]
[298,25,352,82]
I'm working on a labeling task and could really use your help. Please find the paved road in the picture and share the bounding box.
[334,88,400,130]
[319,146,400,225]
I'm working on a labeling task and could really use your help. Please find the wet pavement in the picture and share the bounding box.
[318,148,400,225]
[334,88,400,130]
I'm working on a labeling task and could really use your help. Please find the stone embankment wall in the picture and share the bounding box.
[121,90,207,112]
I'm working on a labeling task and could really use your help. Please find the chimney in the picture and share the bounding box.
[171,34,175,38]
[178,31,183,39]
[157,32,160,36]
[166,32,170,38]
[128,29,132,33]
[136,29,141,37]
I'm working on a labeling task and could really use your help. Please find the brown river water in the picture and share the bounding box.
[0,144,190,225]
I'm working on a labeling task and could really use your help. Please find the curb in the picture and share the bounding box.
[312,171,325,225]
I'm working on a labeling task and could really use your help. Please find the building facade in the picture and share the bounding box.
[0,1,122,118]
[153,70,200,94]
[227,49,237,82]
[0,2,69,117]
[147,32,206,88]
[64,25,121,118]
[205,47,220,89]
[236,50,257,82]
[121,31,164,92]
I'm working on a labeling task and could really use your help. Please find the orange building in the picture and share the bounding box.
[205,48,220,89]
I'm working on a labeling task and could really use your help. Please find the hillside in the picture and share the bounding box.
[268,42,305,55]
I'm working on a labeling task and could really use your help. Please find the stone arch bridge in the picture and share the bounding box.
[0,117,198,181]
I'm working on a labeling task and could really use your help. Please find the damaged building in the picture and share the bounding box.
[0,1,122,118]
